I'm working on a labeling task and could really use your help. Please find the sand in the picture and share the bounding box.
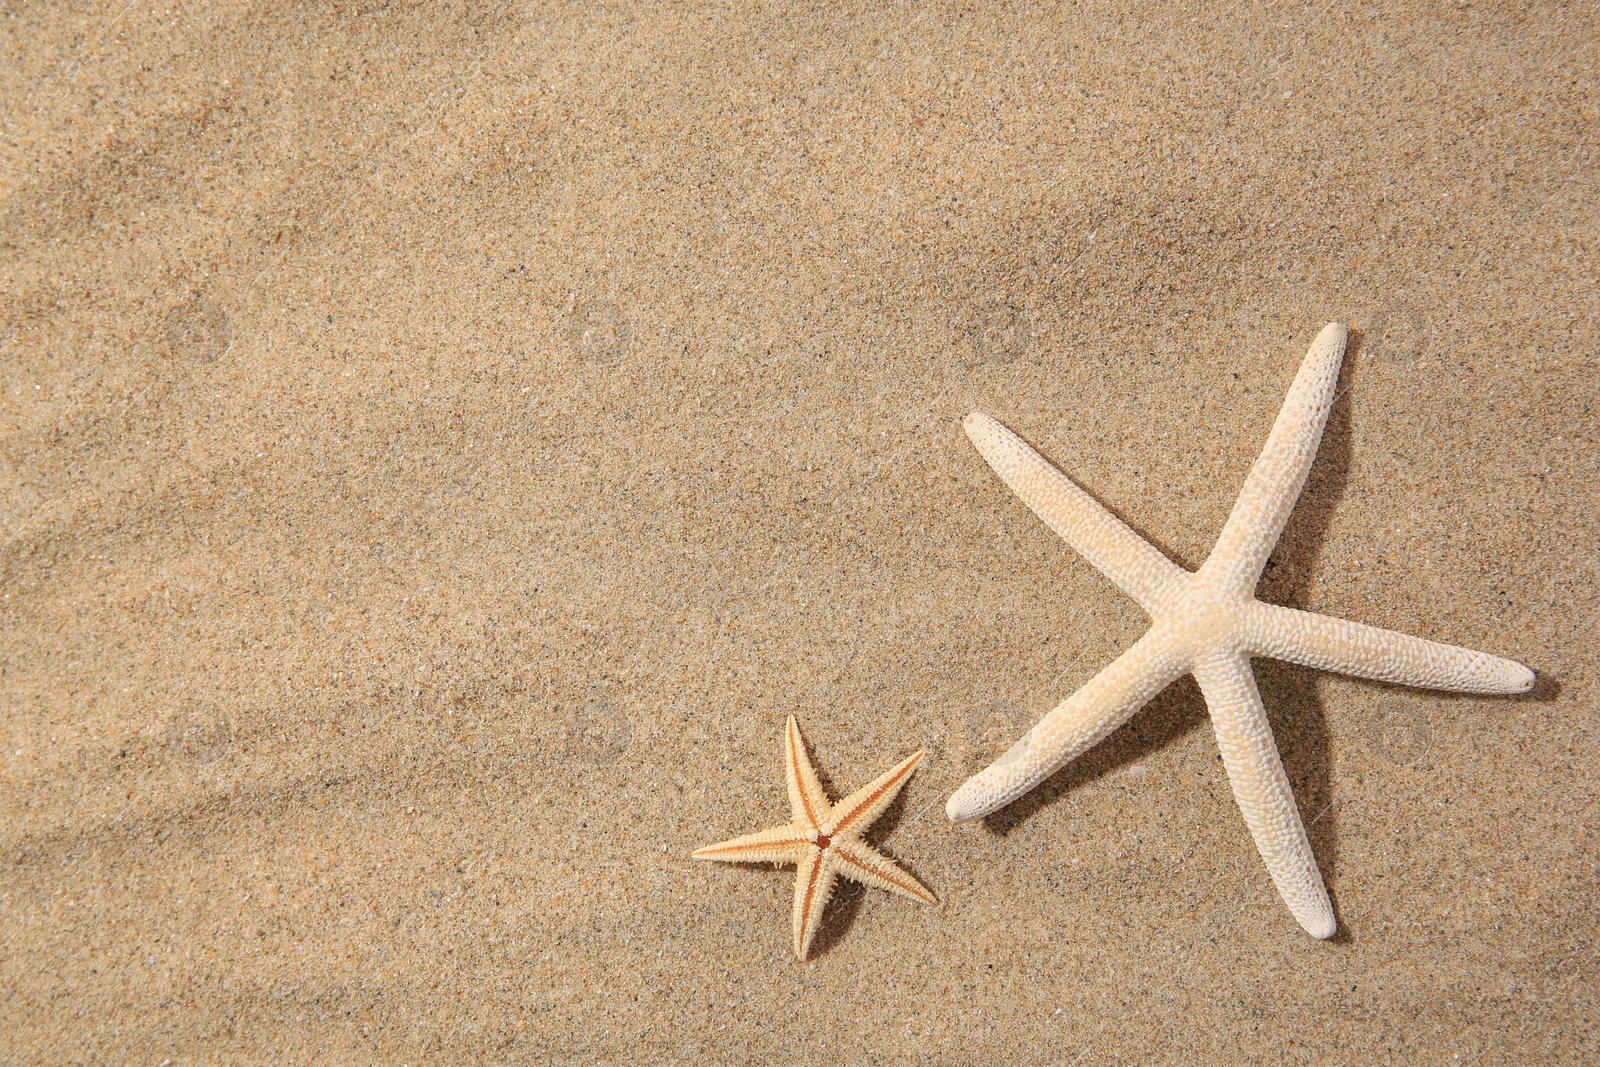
[2,1,1596,1063]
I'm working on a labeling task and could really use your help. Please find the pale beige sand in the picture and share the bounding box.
[2,2,1596,1063]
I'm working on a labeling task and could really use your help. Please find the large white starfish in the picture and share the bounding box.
[947,322,1535,939]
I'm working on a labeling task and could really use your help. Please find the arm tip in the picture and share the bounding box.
[945,783,987,824]
[962,411,999,441]
[1304,913,1337,940]
[1506,662,1536,693]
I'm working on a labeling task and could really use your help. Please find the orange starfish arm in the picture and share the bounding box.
[784,716,830,834]
[791,850,838,960]
[692,823,811,865]
[832,839,937,905]
[827,748,924,838]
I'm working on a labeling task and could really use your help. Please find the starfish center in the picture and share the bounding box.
[1164,588,1246,655]
[814,835,831,850]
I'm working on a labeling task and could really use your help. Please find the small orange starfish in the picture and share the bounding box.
[693,716,937,960]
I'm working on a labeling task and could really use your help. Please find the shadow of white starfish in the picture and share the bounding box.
[947,322,1534,939]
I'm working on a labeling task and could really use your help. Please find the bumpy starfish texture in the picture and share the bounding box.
[693,716,937,960]
[948,322,1534,939]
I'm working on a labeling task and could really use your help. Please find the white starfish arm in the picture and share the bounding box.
[1192,652,1335,939]
[785,716,830,833]
[1245,602,1536,694]
[964,413,1192,618]
[831,840,938,905]
[1200,322,1346,598]
[792,850,838,960]
[691,823,812,865]
[827,749,924,839]
[946,628,1190,823]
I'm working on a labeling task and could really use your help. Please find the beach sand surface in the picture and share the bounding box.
[3,2,1596,1063]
